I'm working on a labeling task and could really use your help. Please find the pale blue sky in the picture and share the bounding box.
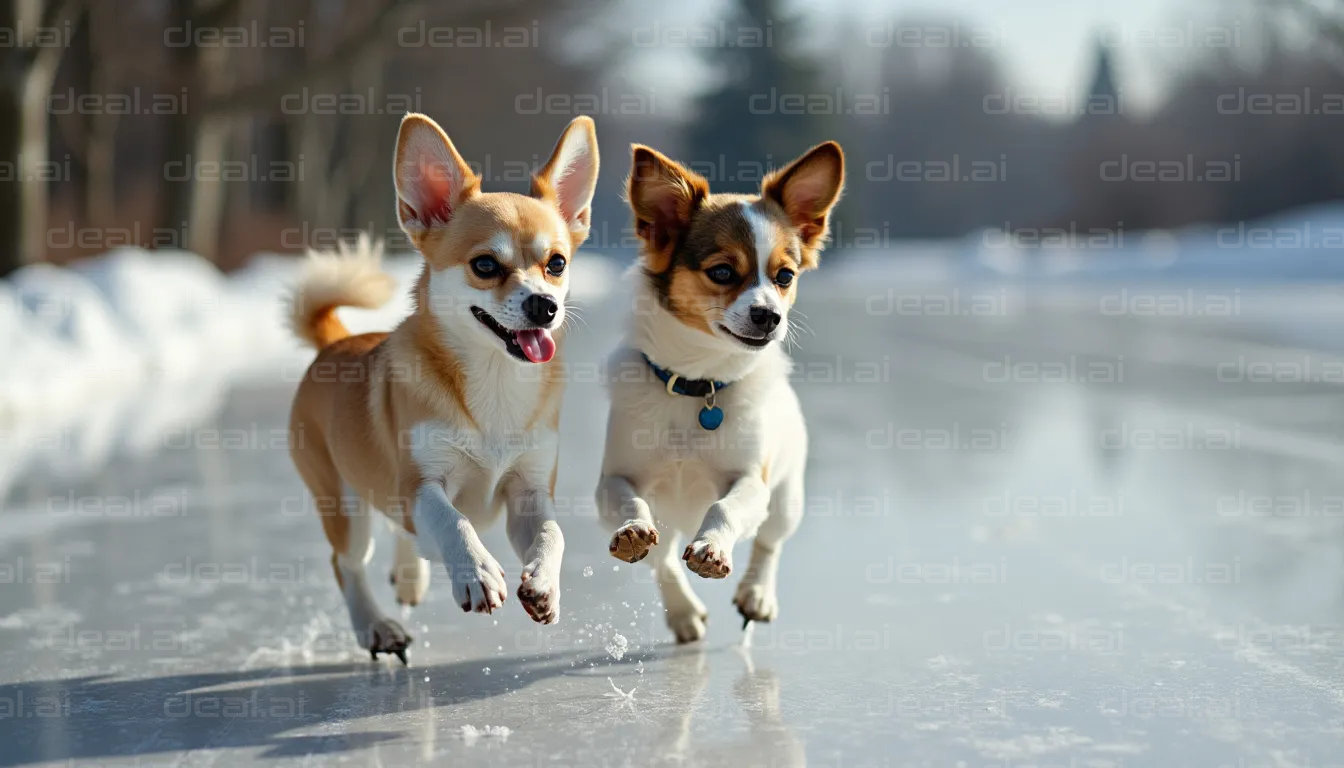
[590,0,1251,119]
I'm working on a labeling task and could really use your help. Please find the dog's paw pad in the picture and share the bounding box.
[517,563,560,625]
[683,538,732,579]
[609,521,659,563]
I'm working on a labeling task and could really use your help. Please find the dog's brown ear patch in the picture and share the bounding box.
[628,145,709,273]
[762,141,844,267]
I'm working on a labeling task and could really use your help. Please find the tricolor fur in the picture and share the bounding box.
[287,113,599,662]
[597,141,844,641]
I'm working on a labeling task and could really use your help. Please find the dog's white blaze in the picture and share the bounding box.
[742,201,775,272]
[482,232,514,263]
[730,202,788,327]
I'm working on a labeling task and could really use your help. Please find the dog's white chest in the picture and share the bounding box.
[410,421,529,473]
[602,346,808,533]
[408,420,552,520]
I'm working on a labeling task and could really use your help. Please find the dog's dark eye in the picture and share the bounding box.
[705,265,736,285]
[546,254,566,276]
[471,255,500,278]
[775,268,795,287]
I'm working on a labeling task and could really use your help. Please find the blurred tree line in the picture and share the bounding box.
[2,0,1344,275]
[1,0,629,273]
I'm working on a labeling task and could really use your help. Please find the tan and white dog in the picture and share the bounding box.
[596,141,844,642]
[286,113,599,662]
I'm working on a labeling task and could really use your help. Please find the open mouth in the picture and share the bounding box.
[717,324,773,349]
[471,307,556,363]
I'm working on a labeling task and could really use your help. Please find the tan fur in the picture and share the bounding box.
[287,113,599,648]
[765,246,800,305]
[289,329,567,526]
[664,268,718,334]
[287,236,397,349]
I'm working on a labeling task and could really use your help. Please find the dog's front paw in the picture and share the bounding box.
[683,537,732,579]
[517,561,560,625]
[667,606,708,643]
[733,579,778,623]
[358,617,413,665]
[609,520,659,563]
[448,553,508,614]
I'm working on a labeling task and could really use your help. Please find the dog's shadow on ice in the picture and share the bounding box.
[0,645,805,766]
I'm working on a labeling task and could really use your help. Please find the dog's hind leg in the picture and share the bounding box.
[391,530,430,607]
[734,474,803,624]
[294,444,411,663]
[329,489,412,663]
[654,532,709,643]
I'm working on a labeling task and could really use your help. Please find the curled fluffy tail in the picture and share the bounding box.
[287,234,396,349]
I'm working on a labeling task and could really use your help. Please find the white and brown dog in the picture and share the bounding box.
[597,141,844,642]
[286,113,599,662]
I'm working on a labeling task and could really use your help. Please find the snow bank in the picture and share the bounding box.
[0,246,619,498]
[960,201,1344,282]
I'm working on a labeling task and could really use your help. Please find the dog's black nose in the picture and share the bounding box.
[522,294,559,327]
[749,305,781,332]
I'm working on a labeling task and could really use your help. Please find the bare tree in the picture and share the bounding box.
[0,0,82,275]
[160,0,427,262]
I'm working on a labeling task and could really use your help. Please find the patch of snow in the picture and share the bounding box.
[0,246,617,501]
[605,632,628,660]
[459,724,511,745]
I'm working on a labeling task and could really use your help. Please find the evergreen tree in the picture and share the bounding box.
[684,0,829,193]
[1082,37,1121,119]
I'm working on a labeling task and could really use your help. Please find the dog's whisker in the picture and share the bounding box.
[790,317,816,339]
[564,307,591,330]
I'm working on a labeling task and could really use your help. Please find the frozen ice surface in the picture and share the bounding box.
[3,249,1344,765]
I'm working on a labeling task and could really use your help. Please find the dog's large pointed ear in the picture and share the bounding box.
[628,145,708,273]
[761,141,844,268]
[533,116,600,247]
[394,113,480,248]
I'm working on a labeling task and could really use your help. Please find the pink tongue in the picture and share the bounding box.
[514,328,556,363]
